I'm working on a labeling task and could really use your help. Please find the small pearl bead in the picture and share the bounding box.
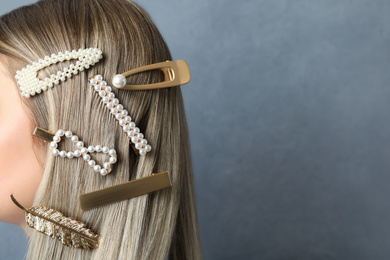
[88,160,96,167]
[102,97,110,103]
[95,145,102,152]
[108,149,116,156]
[135,143,143,149]
[65,131,72,138]
[131,136,139,143]
[71,135,78,142]
[107,102,114,109]
[121,110,128,116]
[128,131,135,137]
[83,154,91,161]
[88,146,95,153]
[100,169,108,176]
[137,133,144,139]
[74,150,81,157]
[112,98,119,105]
[103,162,110,169]
[105,86,112,92]
[67,152,74,159]
[123,125,130,132]
[56,129,65,136]
[53,136,60,142]
[52,149,59,156]
[125,116,132,122]
[141,139,148,145]
[112,74,127,88]
[109,157,117,164]
[90,78,98,85]
[93,165,101,172]
[96,75,103,81]
[119,119,126,126]
[146,145,151,152]
[129,122,136,127]
[99,90,106,97]
[102,146,109,153]
[115,114,123,120]
[139,149,147,155]
[76,141,84,148]
[50,142,58,149]
[108,93,115,99]
[80,147,88,154]
[59,151,67,157]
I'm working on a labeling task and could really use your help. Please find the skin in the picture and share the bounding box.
[0,61,44,235]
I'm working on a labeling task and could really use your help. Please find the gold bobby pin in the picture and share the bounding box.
[112,60,191,90]
[79,171,172,211]
[33,127,139,155]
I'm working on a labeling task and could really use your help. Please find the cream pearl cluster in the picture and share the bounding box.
[50,129,117,176]
[89,75,152,155]
[15,48,103,98]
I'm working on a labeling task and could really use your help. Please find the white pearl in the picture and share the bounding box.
[65,131,72,138]
[88,146,95,153]
[93,165,101,172]
[105,86,112,92]
[107,102,114,109]
[71,135,78,142]
[50,142,58,149]
[129,122,136,127]
[76,141,84,148]
[67,152,74,159]
[117,104,123,111]
[52,149,59,156]
[139,149,147,155]
[94,85,101,91]
[112,74,126,88]
[109,157,117,164]
[111,108,118,114]
[123,125,130,132]
[135,143,143,149]
[125,116,132,122]
[102,146,109,153]
[102,97,110,103]
[141,139,148,145]
[137,133,144,139]
[53,136,60,142]
[74,150,81,157]
[100,169,108,176]
[128,131,135,137]
[88,160,96,167]
[80,147,88,154]
[95,145,102,152]
[119,119,126,126]
[146,145,151,152]
[99,90,106,97]
[59,151,67,157]
[121,110,128,116]
[115,114,123,120]
[56,129,65,136]
[112,98,119,105]
[108,149,116,156]
[103,162,110,169]
[83,154,91,161]
[96,75,103,81]
[108,93,115,99]
[131,136,139,143]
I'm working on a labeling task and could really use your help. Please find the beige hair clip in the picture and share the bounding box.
[112,60,191,90]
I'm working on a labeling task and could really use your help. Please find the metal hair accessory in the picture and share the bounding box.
[15,48,103,98]
[112,60,191,90]
[34,127,117,176]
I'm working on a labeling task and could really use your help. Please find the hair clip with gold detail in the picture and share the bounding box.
[112,60,191,90]
[33,127,117,176]
[10,194,100,250]
[79,171,172,211]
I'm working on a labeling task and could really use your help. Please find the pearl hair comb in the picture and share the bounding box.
[15,48,103,98]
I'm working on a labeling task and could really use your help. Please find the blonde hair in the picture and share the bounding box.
[0,0,203,259]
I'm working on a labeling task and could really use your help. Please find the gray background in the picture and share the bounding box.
[2,0,390,259]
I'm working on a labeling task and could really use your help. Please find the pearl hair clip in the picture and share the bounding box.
[112,60,191,90]
[34,127,117,176]
[15,48,103,98]
[89,75,151,155]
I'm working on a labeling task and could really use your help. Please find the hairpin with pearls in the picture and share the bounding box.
[89,75,151,155]
[34,127,117,176]
[15,48,103,98]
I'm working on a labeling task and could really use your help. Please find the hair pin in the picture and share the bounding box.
[33,127,117,176]
[15,48,103,98]
[79,171,172,211]
[112,60,191,90]
[89,75,151,155]
[10,194,100,250]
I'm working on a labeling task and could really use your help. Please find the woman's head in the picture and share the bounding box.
[0,0,202,259]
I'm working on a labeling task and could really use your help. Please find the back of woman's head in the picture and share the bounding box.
[0,0,202,259]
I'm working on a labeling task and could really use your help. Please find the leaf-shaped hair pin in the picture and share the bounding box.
[10,194,100,250]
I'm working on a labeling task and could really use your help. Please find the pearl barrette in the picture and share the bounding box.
[15,48,103,98]
[50,129,117,176]
[89,75,151,155]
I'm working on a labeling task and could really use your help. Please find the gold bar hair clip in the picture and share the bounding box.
[112,60,191,90]
[79,171,172,211]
